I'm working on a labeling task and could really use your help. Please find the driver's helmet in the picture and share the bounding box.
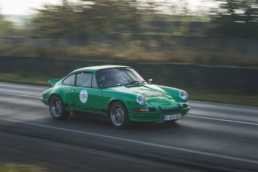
[104,73,117,86]
[98,69,118,87]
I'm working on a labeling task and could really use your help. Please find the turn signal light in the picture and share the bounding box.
[133,108,149,112]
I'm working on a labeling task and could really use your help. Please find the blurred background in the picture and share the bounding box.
[0,0,258,106]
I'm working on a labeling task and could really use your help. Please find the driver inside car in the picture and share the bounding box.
[103,74,120,87]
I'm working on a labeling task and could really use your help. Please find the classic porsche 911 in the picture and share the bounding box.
[41,65,190,128]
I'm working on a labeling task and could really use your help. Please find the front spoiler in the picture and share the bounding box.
[128,107,190,122]
[41,99,48,106]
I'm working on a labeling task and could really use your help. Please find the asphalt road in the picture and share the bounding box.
[0,82,257,172]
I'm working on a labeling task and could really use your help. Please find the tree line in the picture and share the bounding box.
[1,0,258,40]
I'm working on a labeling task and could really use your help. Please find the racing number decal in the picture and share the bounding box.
[80,90,88,103]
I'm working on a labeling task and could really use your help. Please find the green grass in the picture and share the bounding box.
[0,73,257,107]
[0,74,49,86]
[0,164,47,172]
[1,43,258,68]
[189,91,258,107]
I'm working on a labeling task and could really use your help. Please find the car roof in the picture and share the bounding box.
[72,65,129,73]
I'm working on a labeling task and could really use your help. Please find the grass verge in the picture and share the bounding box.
[189,91,258,107]
[0,74,49,86]
[0,73,257,107]
[1,43,258,67]
[0,164,47,172]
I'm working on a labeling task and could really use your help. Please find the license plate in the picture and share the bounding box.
[163,114,182,121]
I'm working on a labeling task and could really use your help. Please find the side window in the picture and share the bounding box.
[76,73,92,87]
[92,75,98,88]
[63,75,75,86]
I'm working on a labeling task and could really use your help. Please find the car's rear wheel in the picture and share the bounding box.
[109,102,131,128]
[49,95,70,120]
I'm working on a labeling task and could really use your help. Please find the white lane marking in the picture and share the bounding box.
[1,92,258,126]
[0,117,257,165]
[190,100,258,109]
[188,115,258,126]
[0,92,40,99]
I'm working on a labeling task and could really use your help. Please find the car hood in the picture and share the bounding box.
[107,84,179,109]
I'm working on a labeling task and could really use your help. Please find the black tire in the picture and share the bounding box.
[109,102,131,129]
[49,95,70,120]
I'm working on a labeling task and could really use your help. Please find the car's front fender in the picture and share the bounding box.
[157,85,187,103]
[102,90,154,113]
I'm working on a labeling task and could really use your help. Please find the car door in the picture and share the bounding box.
[71,72,103,116]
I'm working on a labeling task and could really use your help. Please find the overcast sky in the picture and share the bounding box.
[0,0,219,15]
[0,0,62,15]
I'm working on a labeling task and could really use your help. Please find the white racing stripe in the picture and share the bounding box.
[0,117,257,165]
[188,115,258,126]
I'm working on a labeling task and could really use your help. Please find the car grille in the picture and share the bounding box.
[159,106,181,112]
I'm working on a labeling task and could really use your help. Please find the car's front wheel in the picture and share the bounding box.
[109,102,131,128]
[49,95,70,120]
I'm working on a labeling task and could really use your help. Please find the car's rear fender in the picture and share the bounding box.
[44,86,72,105]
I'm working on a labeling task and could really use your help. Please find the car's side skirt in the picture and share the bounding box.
[73,110,108,121]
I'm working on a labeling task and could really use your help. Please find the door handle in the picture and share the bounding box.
[71,90,76,93]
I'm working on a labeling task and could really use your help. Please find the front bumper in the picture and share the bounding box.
[41,98,48,106]
[128,107,190,122]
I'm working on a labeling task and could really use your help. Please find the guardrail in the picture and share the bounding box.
[1,56,258,94]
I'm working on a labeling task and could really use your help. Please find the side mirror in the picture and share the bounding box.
[148,79,153,85]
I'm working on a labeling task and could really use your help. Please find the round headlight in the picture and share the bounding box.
[137,95,146,106]
[179,90,189,101]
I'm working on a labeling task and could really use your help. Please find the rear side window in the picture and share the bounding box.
[63,75,75,86]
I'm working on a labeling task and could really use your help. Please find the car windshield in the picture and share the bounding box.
[97,68,145,88]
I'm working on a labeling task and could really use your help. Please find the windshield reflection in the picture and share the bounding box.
[97,68,145,88]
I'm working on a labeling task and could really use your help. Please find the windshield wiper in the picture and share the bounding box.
[125,81,139,86]
[141,80,147,84]
[125,80,146,86]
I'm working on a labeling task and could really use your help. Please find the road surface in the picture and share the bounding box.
[0,82,257,172]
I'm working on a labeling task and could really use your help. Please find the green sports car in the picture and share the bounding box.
[41,65,190,128]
